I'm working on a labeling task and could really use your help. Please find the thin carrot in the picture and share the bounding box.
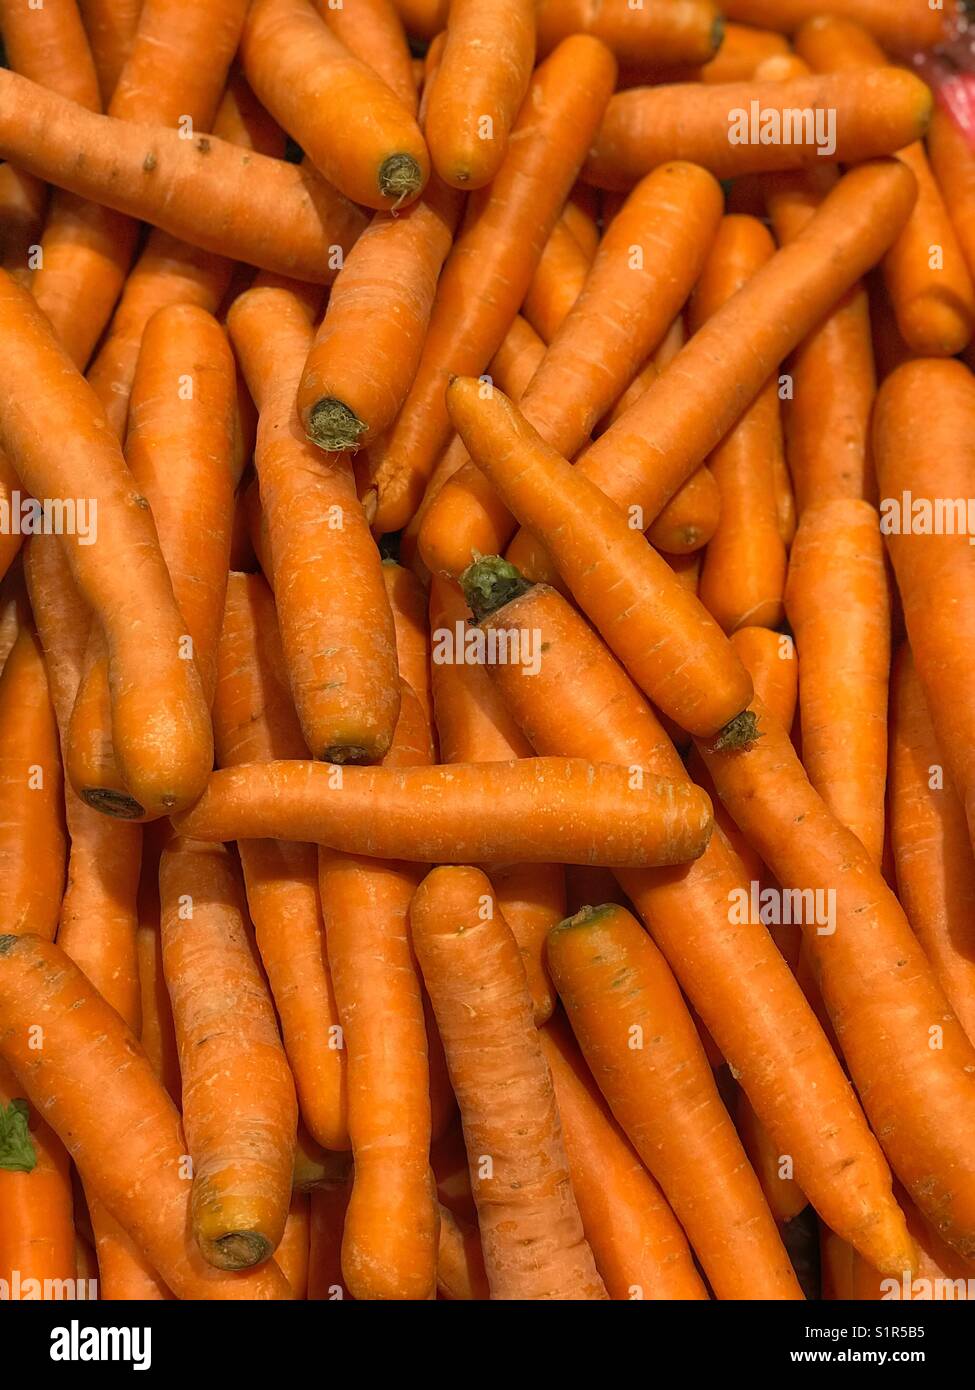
[363,35,618,532]
[382,561,433,729]
[448,387,753,738]
[468,571,916,1276]
[890,646,975,1047]
[785,499,891,863]
[873,358,975,852]
[506,159,917,584]
[314,0,417,113]
[731,627,799,734]
[421,161,723,578]
[213,571,349,1153]
[719,0,949,52]
[928,105,975,296]
[160,838,298,1271]
[227,284,401,763]
[536,0,722,67]
[541,1015,709,1301]
[411,865,607,1300]
[298,180,461,453]
[0,71,368,281]
[276,1195,310,1299]
[0,163,47,286]
[77,0,142,104]
[736,1089,809,1227]
[243,0,428,210]
[521,215,592,345]
[436,1205,489,1301]
[308,1178,352,1301]
[696,697,975,1263]
[136,825,181,1108]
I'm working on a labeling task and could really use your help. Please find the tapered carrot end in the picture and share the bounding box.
[711,710,762,752]
[306,398,367,453]
[549,904,620,937]
[460,555,532,623]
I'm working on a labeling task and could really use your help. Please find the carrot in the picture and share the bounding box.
[928,105,975,295]
[541,1015,708,1301]
[795,15,975,358]
[108,0,248,127]
[696,21,789,82]
[421,161,723,578]
[0,934,294,1297]
[0,1068,76,1298]
[275,1195,310,1299]
[0,0,101,109]
[0,560,28,663]
[549,903,802,1299]
[243,0,428,210]
[228,285,401,763]
[389,0,447,38]
[0,71,368,281]
[213,572,349,1153]
[77,0,142,104]
[449,388,753,738]
[890,646,975,1047]
[563,185,600,258]
[136,827,182,1110]
[506,159,918,585]
[0,163,47,287]
[0,629,66,940]
[600,312,684,428]
[411,866,607,1300]
[873,359,975,852]
[314,0,417,113]
[426,0,534,190]
[719,0,949,53]
[364,36,618,533]
[521,216,592,345]
[382,561,433,729]
[736,1089,809,1227]
[536,0,722,68]
[696,697,975,1262]
[469,571,917,1276]
[298,181,461,453]
[785,499,891,863]
[428,576,564,1022]
[308,1178,352,1300]
[731,627,799,734]
[159,838,298,1271]
[436,1205,489,1301]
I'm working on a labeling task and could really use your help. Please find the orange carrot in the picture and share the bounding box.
[785,499,891,863]
[536,0,722,67]
[276,1195,310,1299]
[0,0,101,109]
[0,163,47,287]
[159,838,298,1270]
[731,627,799,734]
[449,390,753,738]
[720,0,950,52]
[928,105,975,296]
[243,0,429,210]
[382,561,433,729]
[389,0,447,38]
[315,0,417,113]
[412,866,607,1300]
[108,0,248,127]
[364,35,618,532]
[228,284,401,762]
[77,0,142,104]
[436,1205,489,1301]
[521,216,593,345]
[136,825,181,1108]
[541,1015,709,1300]
[736,1089,809,1227]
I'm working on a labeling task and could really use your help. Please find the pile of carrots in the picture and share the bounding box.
[3,0,975,1305]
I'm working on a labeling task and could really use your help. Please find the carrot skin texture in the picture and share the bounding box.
[536,0,722,67]
[412,867,608,1300]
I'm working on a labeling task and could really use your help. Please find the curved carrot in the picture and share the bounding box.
[785,499,891,863]
[470,573,916,1277]
[449,390,753,738]
[228,284,400,763]
[506,159,917,584]
[0,1070,76,1297]
[243,0,429,210]
[298,181,461,452]
[541,1015,708,1301]
[160,838,298,1271]
[549,903,803,1300]
[0,933,293,1297]
[213,571,349,1153]
[720,0,949,52]
[421,161,723,578]
[315,0,416,112]
[890,646,975,1047]
[364,35,618,532]
[0,71,368,281]
[536,0,722,67]
[412,866,607,1300]
[696,697,975,1263]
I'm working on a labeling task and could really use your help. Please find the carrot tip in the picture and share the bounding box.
[379,154,424,209]
[710,711,762,752]
[81,788,146,819]
[459,555,533,623]
[306,398,367,453]
[550,903,618,937]
[201,1229,273,1271]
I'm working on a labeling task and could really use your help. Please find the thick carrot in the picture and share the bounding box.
[449,388,753,738]
[0,0,101,108]
[77,0,142,104]
[796,14,975,358]
[890,646,975,1047]
[785,499,891,863]
[159,838,298,1271]
[421,162,723,578]
[364,35,618,532]
[536,0,722,67]
[541,1015,708,1301]
[0,1068,75,1298]
[411,866,607,1300]
[213,571,348,1153]
[506,159,917,584]
[696,698,975,1262]
[108,0,247,125]
[521,216,592,345]
[719,0,949,52]
[228,285,401,763]
[243,0,428,210]
[0,71,368,281]
[0,935,293,1298]
[549,904,802,1299]
[298,181,461,452]
[471,573,917,1276]
[428,576,564,1022]
[315,0,417,113]
[426,0,534,189]
[873,359,975,852]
